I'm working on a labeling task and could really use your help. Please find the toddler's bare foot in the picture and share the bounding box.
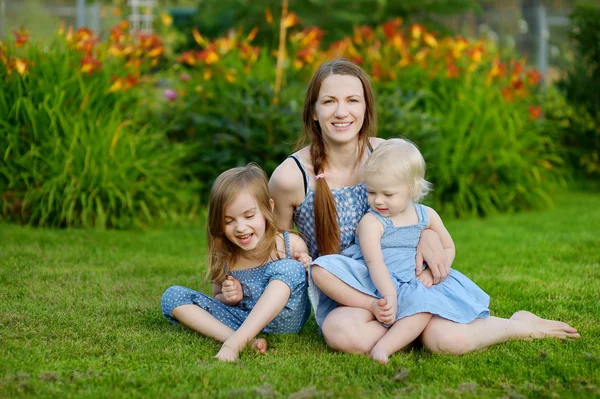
[251,338,268,354]
[510,310,580,339]
[214,344,239,362]
[370,345,390,365]
[370,298,392,323]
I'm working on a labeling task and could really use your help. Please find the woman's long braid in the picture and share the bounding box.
[311,138,340,255]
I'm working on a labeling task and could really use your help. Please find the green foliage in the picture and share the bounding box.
[0,37,197,228]
[377,83,564,218]
[555,3,600,178]
[185,0,480,48]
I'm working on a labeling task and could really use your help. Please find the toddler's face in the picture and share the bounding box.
[365,172,411,218]
[223,190,267,253]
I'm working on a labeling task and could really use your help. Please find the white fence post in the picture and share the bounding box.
[0,0,5,40]
[128,0,156,34]
[76,0,86,28]
[537,4,548,78]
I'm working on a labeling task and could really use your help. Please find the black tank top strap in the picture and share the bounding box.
[287,154,309,194]
[367,140,374,153]
[283,231,292,258]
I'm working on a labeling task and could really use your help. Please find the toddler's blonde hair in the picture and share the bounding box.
[363,138,432,203]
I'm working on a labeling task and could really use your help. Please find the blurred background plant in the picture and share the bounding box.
[552,3,600,178]
[0,22,198,228]
[1,0,599,228]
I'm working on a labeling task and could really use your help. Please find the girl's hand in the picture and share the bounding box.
[222,276,243,305]
[294,252,312,271]
[417,267,434,288]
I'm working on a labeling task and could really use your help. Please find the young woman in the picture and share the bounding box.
[269,58,579,357]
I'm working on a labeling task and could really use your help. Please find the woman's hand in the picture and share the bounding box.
[222,276,243,305]
[416,229,450,284]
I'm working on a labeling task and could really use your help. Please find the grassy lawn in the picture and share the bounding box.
[1,190,599,398]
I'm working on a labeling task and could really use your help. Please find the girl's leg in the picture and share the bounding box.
[172,304,234,342]
[312,265,381,314]
[321,306,388,354]
[420,311,580,355]
[370,313,433,364]
[217,280,291,361]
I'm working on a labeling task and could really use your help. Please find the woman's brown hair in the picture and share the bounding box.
[206,163,281,283]
[299,58,377,255]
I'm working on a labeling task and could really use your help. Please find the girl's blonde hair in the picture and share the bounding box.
[298,57,377,256]
[363,138,433,203]
[206,163,280,283]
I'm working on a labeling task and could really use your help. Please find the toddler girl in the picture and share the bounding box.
[313,138,490,363]
[161,164,312,362]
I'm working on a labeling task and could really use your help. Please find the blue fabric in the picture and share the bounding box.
[161,231,311,333]
[310,204,490,328]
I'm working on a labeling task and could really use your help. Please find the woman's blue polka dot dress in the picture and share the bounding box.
[161,231,311,333]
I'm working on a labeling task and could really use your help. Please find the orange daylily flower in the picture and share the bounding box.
[80,54,102,74]
[14,58,30,76]
[411,24,423,40]
[12,28,29,48]
[283,12,299,28]
[383,18,402,39]
[527,69,541,85]
[528,105,543,120]
[264,8,273,24]
[446,62,459,78]
[192,28,207,47]
[246,27,259,43]
[178,50,196,65]
[423,33,437,48]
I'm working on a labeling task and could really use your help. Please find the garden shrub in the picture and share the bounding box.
[0,25,198,228]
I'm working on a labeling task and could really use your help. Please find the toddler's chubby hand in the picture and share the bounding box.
[294,252,312,271]
[417,267,434,288]
[222,276,243,305]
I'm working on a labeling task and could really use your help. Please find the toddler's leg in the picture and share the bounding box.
[312,265,377,313]
[370,313,433,364]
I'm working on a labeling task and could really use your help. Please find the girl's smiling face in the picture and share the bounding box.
[313,74,366,147]
[223,190,269,254]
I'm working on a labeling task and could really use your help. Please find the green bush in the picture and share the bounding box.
[0,29,198,228]
[555,3,600,178]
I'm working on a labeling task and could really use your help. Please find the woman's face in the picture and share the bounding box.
[313,74,366,147]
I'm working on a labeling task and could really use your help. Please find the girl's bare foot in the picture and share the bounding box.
[251,338,268,354]
[510,310,580,339]
[214,344,239,362]
[370,345,390,365]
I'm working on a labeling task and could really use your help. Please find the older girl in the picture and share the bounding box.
[162,164,311,362]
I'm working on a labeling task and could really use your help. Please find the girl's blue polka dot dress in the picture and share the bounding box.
[161,231,310,333]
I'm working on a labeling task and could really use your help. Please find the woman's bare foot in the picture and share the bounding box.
[214,344,239,362]
[251,338,268,354]
[370,345,390,365]
[510,310,580,339]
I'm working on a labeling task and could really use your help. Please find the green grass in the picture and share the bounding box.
[1,191,599,398]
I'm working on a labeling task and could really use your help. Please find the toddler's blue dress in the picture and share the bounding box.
[311,204,490,327]
[161,231,311,333]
